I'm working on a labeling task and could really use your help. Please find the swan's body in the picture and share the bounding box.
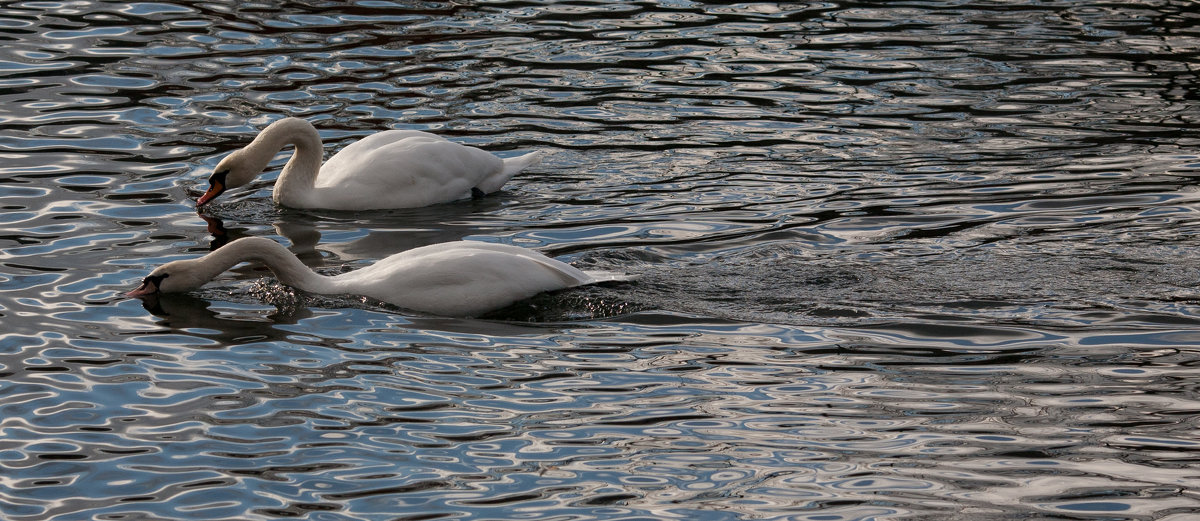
[197,118,542,210]
[127,237,608,317]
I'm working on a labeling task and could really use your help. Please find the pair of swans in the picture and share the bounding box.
[128,118,611,317]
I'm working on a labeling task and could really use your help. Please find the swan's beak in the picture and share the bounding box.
[125,279,159,298]
[196,180,224,206]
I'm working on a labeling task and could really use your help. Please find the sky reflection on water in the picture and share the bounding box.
[2,1,1200,520]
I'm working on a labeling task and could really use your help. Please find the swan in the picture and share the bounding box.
[125,237,610,317]
[196,118,542,210]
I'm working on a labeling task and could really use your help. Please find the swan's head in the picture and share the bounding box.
[197,150,262,206]
[125,260,209,297]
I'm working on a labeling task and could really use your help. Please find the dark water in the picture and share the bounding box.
[3,1,1200,519]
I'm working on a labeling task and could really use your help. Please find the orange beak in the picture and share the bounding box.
[196,179,224,206]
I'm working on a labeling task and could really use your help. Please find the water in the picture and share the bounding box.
[2,1,1200,519]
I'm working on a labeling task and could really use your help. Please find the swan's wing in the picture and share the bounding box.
[383,241,593,286]
[315,132,506,209]
[320,130,441,172]
[345,242,592,316]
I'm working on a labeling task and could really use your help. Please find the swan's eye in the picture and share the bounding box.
[209,169,230,185]
[145,272,169,289]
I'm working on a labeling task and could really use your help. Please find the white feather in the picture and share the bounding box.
[128,237,614,317]
[200,118,541,210]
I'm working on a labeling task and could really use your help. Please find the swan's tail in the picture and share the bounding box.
[477,151,544,194]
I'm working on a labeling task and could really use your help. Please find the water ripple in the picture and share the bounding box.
[2,1,1200,520]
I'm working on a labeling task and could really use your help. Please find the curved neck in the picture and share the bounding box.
[248,118,324,206]
[205,237,338,294]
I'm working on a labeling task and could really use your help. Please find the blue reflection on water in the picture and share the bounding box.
[1,1,1200,520]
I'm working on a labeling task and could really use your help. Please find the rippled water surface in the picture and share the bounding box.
[3,1,1200,520]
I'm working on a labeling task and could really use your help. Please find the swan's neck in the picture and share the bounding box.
[205,237,339,295]
[247,118,324,207]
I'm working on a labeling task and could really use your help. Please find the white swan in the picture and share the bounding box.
[126,237,612,317]
[196,118,542,210]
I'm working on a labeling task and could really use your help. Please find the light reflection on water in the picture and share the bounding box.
[7,309,1200,520]
[3,1,1200,520]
